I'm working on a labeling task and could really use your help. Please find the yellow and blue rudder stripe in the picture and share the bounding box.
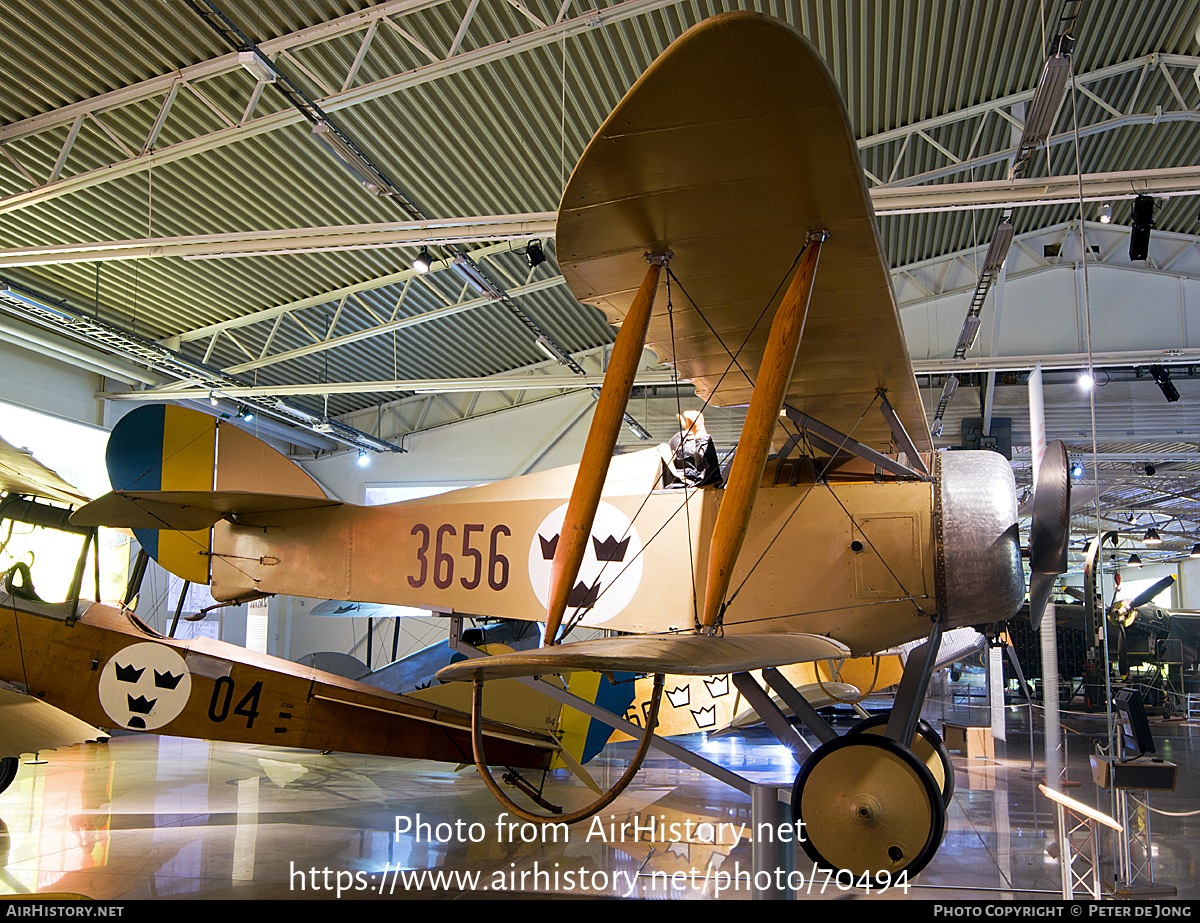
[106,404,215,584]
[557,670,637,766]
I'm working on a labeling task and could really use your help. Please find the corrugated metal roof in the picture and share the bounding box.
[0,0,1198,430]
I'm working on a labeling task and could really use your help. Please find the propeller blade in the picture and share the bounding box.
[1029,571,1058,631]
[1030,440,1070,575]
[1128,575,1175,610]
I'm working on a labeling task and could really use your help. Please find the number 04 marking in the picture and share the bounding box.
[208,676,262,729]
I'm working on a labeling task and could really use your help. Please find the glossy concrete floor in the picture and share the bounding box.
[0,696,1196,901]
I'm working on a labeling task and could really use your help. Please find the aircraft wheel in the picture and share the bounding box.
[792,735,945,880]
[0,758,19,795]
[849,714,955,807]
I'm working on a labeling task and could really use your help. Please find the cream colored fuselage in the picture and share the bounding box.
[212,449,937,657]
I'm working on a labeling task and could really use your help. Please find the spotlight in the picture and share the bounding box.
[1129,194,1155,261]
[357,449,370,467]
[1077,371,1094,391]
[1128,553,1143,566]
[1144,528,1162,544]
[1191,543,1200,558]
[1099,202,1112,224]
[413,247,433,274]
[524,239,546,269]
[209,392,219,407]
[1148,364,1180,403]
[240,407,254,422]
[1070,461,1085,478]
[1145,463,1156,476]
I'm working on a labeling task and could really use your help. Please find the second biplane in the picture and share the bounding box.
[69,12,1071,880]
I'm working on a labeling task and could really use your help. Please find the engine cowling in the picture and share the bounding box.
[935,450,1024,629]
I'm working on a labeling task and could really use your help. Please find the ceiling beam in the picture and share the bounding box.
[913,349,1200,375]
[871,165,1200,215]
[0,214,556,267]
[100,370,676,400]
[0,0,681,218]
[3,160,1196,267]
[0,0,450,145]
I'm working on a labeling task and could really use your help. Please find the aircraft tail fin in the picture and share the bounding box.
[99,404,327,584]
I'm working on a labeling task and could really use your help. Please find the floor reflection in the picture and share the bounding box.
[0,698,1194,899]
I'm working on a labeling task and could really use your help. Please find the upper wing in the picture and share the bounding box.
[0,435,89,506]
[555,12,929,453]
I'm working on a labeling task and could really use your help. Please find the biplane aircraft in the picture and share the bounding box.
[38,11,1072,882]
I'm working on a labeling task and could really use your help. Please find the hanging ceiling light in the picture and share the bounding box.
[1098,202,1112,223]
[524,239,546,269]
[1143,528,1162,544]
[1128,553,1143,566]
[1077,370,1094,391]
[412,247,433,274]
[1191,543,1200,558]
[1148,364,1180,403]
[1129,194,1155,261]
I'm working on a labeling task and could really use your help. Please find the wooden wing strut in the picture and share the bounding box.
[543,259,664,645]
[701,234,825,630]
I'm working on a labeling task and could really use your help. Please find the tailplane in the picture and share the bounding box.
[91,405,327,585]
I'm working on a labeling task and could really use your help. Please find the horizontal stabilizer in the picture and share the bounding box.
[71,490,341,531]
[437,632,850,682]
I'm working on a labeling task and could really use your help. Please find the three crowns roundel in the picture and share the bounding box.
[527,501,644,625]
[98,642,193,731]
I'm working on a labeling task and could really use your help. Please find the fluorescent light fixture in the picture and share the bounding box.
[1144,528,1162,544]
[451,254,502,299]
[274,401,322,425]
[1099,202,1113,223]
[535,335,570,365]
[955,316,983,354]
[1020,48,1071,149]
[0,283,75,322]
[311,121,396,197]
[238,50,276,83]
[983,220,1015,272]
